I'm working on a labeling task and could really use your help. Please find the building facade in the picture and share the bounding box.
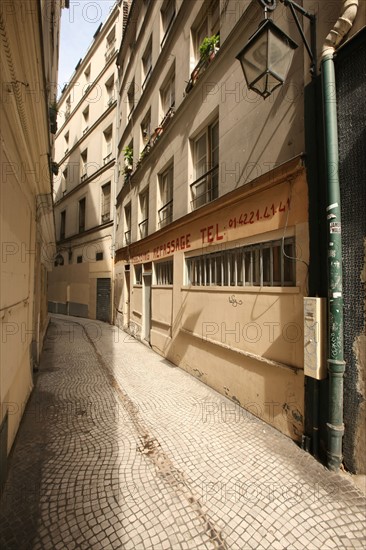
[113,0,365,469]
[0,0,66,490]
[48,0,129,322]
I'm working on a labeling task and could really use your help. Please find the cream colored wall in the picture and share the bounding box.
[50,5,122,321]
[116,163,309,438]
[115,0,305,250]
[48,232,113,319]
[173,331,305,439]
[1,0,60,454]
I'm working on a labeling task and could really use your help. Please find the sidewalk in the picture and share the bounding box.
[1,315,365,550]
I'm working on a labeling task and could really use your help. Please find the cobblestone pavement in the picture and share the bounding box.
[1,315,365,550]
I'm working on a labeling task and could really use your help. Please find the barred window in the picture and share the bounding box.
[155,260,173,285]
[186,238,296,287]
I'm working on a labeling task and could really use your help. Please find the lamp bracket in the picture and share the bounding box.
[257,0,277,10]
[280,0,317,76]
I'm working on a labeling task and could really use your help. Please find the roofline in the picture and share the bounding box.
[58,0,122,104]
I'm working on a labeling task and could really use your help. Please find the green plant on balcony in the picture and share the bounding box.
[199,34,220,60]
[123,145,133,176]
[123,145,133,172]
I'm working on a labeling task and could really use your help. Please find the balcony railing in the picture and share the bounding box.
[81,172,88,182]
[158,200,173,228]
[101,212,110,223]
[190,166,219,210]
[185,47,220,94]
[139,218,148,239]
[134,106,176,172]
[124,230,131,246]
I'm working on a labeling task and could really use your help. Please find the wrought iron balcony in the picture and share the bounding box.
[185,47,220,94]
[190,166,219,210]
[158,200,173,228]
[139,218,148,239]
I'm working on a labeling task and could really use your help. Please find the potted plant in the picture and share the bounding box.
[199,34,220,61]
[123,145,133,174]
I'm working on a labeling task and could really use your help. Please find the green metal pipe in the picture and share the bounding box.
[321,55,345,471]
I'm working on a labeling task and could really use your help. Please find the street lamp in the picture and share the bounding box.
[236,0,316,99]
[236,18,298,99]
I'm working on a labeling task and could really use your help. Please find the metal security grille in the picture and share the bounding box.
[186,237,295,287]
[336,30,366,473]
[96,278,111,323]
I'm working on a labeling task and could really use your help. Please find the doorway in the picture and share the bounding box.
[96,278,111,322]
[143,271,152,343]
[124,269,130,328]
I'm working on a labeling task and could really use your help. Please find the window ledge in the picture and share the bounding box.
[181,286,301,294]
[152,285,173,289]
[180,328,302,374]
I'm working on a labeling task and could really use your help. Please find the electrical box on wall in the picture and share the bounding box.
[304,297,327,380]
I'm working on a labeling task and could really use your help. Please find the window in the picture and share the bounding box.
[161,0,175,49]
[160,70,175,117]
[82,106,89,134]
[123,139,134,180]
[101,182,111,223]
[65,96,71,120]
[124,203,131,245]
[81,149,88,180]
[60,210,66,240]
[96,252,104,261]
[127,79,135,119]
[103,126,113,164]
[191,120,219,209]
[134,264,142,285]
[79,198,86,233]
[195,18,209,63]
[209,0,220,36]
[139,188,149,239]
[105,74,115,107]
[195,1,220,62]
[141,110,151,148]
[64,131,69,155]
[155,260,173,285]
[105,26,116,62]
[84,64,91,94]
[142,38,152,89]
[186,238,296,287]
[159,164,173,227]
[77,255,83,264]
[61,168,67,195]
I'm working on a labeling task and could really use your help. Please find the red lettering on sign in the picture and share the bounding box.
[201,224,224,243]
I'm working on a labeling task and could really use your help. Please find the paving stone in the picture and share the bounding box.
[0,315,365,550]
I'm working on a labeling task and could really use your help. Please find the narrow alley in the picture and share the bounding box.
[0,315,365,550]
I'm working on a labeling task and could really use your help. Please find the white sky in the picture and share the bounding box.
[58,0,117,94]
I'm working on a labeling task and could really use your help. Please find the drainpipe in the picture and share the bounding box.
[321,0,359,470]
